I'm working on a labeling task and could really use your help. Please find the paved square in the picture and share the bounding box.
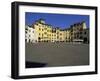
[25,42,89,67]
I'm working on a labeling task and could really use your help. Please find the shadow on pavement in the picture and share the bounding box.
[26,61,47,68]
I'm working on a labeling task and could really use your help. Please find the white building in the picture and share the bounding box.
[25,25,38,43]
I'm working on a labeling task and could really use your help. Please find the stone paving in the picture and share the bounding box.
[25,42,89,68]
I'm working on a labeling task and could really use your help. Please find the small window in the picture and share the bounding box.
[80,32,82,34]
[80,36,82,39]
[39,28,41,30]
[84,32,86,34]
[44,32,47,34]
[25,31,27,33]
[39,33,41,35]
[25,28,28,30]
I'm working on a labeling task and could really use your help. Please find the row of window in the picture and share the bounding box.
[38,37,63,40]
[38,28,51,32]
[25,30,34,33]
[38,33,64,37]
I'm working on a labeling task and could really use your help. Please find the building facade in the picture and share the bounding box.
[25,19,89,43]
[25,25,38,43]
[69,21,89,43]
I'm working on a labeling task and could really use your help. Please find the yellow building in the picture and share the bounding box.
[31,19,89,43]
[33,19,72,43]
[55,28,60,42]
[65,29,71,42]
[46,25,52,42]
[51,28,56,42]
[33,19,53,42]
[58,30,63,42]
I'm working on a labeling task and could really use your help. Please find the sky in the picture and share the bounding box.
[25,12,89,29]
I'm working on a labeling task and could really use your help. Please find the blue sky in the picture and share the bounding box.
[25,12,89,29]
